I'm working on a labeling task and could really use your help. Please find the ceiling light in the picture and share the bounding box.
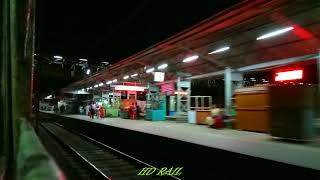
[157,63,168,70]
[79,58,88,61]
[256,26,294,40]
[112,79,117,83]
[99,83,104,86]
[54,55,63,59]
[89,86,93,89]
[86,69,91,75]
[123,75,129,79]
[131,73,138,77]
[208,46,230,54]
[182,55,199,63]
[94,85,98,88]
[81,89,85,91]
[146,68,155,73]
[106,81,112,84]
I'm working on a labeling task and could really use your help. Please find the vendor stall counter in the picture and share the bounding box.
[145,93,166,121]
[234,85,270,133]
[106,108,119,117]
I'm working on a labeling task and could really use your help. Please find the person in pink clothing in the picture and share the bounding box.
[129,103,136,120]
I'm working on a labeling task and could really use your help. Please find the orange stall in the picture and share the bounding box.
[234,85,271,133]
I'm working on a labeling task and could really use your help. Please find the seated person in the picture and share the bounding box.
[205,104,220,126]
[210,110,226,129]
[206,108,227,129]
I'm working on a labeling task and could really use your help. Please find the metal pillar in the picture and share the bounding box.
[176,77,181,115]
[318,50,320,89]
[224,67,232,115]
[317,50,320,116]
[32,58,40,130]
[186,80,191,113]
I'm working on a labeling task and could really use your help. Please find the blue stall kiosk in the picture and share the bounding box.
[145,85,166,121]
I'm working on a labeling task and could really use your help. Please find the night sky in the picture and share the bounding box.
[36,0,242,93]
[36,0,241,63]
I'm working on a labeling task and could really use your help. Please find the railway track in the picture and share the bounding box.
[39,122,179,180]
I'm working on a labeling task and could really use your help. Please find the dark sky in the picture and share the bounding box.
[36,0,242,65]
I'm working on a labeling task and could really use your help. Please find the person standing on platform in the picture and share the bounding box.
[86,104,90,117]
[135,102,141,120]
[99,105,105,118]
[129,102,136,120]
[89,102,95,119]
[53,104,59,114]
[96,105,100,119]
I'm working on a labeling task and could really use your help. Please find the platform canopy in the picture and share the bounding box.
[62,0,320,92]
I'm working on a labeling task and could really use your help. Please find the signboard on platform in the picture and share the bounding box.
[114,85,146,92]
[154,72,165,82]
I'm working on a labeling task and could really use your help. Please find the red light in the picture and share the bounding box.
[275,69,303,81]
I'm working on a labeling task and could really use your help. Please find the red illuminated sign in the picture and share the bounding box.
[275,69,303,81]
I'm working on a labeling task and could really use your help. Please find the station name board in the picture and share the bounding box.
[114,85,147,92]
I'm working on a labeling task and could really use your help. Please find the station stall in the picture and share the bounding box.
[111,83,147,119]
[233,63,319,140]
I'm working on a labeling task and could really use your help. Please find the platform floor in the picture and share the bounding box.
[43,111,320,171]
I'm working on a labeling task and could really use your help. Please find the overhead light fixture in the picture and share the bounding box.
[94,85,99,88]
[79,58,88,61]
[146,68,155,73]
[131,73,138,77]
[208,46,230,54]
[99,83,104,86]
[44,95,52,99]
[86,69,91,75]
[54,55,63,59]
[106,81,112,84]
[157,63,168,70]
[256,26,294,40]
[123,75,129,79]
[182,55,199,63]
[112,79,117,83]
[81,88,85,91]
[89,86,93,89]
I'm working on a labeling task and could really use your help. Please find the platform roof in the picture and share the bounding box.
[62,0,320,92]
